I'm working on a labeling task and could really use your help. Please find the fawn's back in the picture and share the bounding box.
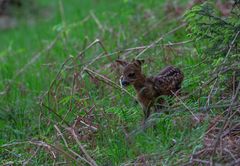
[153,66,184,96]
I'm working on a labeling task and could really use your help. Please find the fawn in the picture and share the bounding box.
[116,59,184,120]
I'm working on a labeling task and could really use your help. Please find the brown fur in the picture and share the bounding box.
[116,59,184,120]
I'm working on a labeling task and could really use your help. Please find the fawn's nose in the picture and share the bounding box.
[121,80,129,87]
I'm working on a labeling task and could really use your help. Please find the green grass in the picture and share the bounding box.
[0,0,213,165]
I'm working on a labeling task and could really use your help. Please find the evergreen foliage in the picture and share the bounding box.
[185,1,240,60]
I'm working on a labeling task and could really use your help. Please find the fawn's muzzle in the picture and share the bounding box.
[121,80,130,87]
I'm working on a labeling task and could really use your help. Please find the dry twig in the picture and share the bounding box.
[67,127,98,166]
[54,125,92,165]
[84,67,135,99]
[135,23,187,58]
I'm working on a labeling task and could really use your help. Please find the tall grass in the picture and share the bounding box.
[0,0,218,165]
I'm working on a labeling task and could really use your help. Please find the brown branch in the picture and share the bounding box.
[22,147,41,166]
[171,90,199,121]
[29,140,80,164]
[41,102,70,127]
[68,127,98,166]
[205,31,240,108]
[47,56,74,103]
[77,38,111,61]
[135,23,187,58]
[181,65,237,100]
[84,67,135,99]
[90,11,104,31]
[54,125,92,165]
[62,70,78,122]
[212,81,240,160]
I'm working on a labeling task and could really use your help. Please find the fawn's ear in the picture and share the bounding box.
[116,59,128,67]
[133,59,145,67]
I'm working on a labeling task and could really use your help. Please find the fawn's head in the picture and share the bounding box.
[116,59,145,87]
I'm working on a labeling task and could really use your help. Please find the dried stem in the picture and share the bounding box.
[68,127,98,166]
[84,67,135,99]
[135,23,187,58]
[54,125,92,165]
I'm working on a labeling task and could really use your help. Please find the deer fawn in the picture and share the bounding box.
[116,59,184,120]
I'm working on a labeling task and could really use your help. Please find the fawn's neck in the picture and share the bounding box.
[133,74,147,92]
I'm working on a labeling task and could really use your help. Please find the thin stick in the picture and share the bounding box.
[210,31,240,159]
[14,33,60,79]
[77,39,111,61]
[41,102,70,127]
[135,23,186,58]
[62,70,78,122]
[206,78,218,108]
[74,114,98,132]
[68,15,91,29]
[212,81,240,156]
[90,11,104,31]
[73,39,192,71]
[29,140,80,163]
[54,125,92,165]
[196,102,239,112]
[80,52,105,76]
[84,67,135,99]
[205,31,240,109]
[171,90,199,121]
[47,56,74,103]
[181,65,234,100]
[229,158,240,166]
[68,128,98,166]
[22,147,41,166]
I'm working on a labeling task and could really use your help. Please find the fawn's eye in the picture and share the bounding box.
[128,73,135,78]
